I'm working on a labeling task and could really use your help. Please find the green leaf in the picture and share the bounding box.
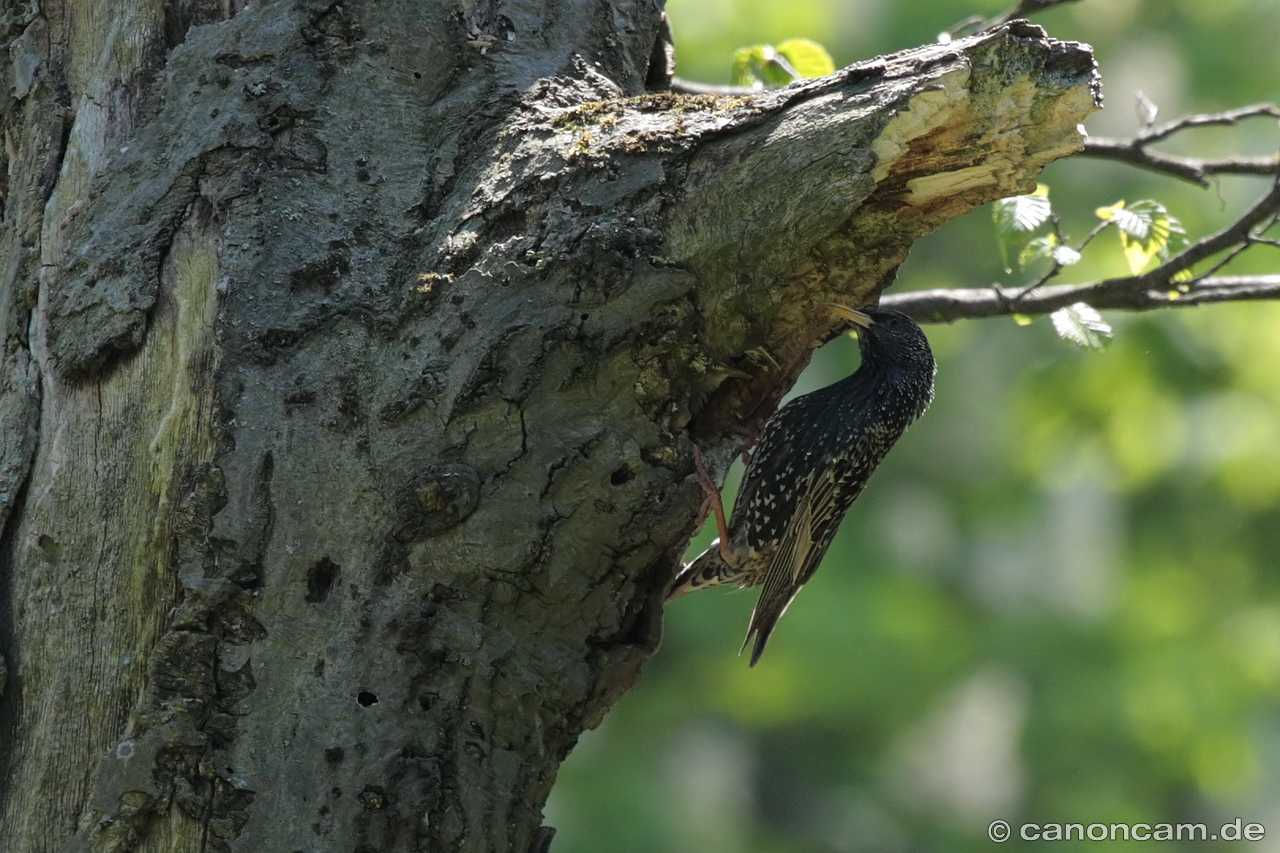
[993,186,1053,272]
[732,39,835,90]
[1096,201,1145,237]
[731,45,771,88]
[775,39,835,79]
[1094,200,1122,219]
[1016,235,1080,271]
[1096,199,1188,274]
[994,187,1053,236]
[1018,234,1059,268]
[1051,302,1113,351]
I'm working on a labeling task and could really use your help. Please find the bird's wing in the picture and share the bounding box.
[733,386,856,549]
[731,423,807,549]
[741,446,880,666]
[741,467,833,665]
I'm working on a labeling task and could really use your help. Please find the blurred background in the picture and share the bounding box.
[548,1,1280,850]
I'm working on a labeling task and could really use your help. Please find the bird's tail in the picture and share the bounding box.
[667,540,740,601]
[741,579,802,666]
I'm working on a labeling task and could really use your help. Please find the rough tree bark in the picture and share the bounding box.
[0,2,1097,851]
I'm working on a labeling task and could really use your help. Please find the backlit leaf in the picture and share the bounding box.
[732,39,835,89]
[775,39,835,79]
[994,186,1053,236]
[1097,199,1187,274]
[1051,302,1113,350]
[993,185,1053,271]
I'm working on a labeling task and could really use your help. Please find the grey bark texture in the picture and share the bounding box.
[0,1,1098,851]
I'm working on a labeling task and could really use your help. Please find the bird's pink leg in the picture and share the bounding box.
[729,424,758,465]
[692,446,736,565]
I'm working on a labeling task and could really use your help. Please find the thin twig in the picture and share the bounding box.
[1017,218,1110,298]
[1081,141,1280,187]
[1150,177,1280,279]
[1192,242,1252,282]
[1081,103,1280,186]
[943,0,1084,38]
[989,0,1086,27]
[1139,103,1280,145]
[1073,218,1111,255]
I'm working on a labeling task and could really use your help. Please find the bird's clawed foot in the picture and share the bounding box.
[743,345,782,372]
[729,423,760,465]
[692,446,736,565]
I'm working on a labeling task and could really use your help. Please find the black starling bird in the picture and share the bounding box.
[669,305,936,665]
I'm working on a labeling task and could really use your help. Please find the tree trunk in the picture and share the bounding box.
[0,2,1097,850]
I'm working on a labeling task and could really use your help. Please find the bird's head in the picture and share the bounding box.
[827,303,936,380]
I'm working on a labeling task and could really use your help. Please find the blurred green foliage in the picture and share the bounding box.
[548,1,1280,850]
[731,38,836,89]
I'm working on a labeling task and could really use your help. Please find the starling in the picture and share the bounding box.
[669,305,936,665]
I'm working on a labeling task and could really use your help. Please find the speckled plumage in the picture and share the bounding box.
[670,307,936,665]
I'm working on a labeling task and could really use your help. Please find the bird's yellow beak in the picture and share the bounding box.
[827,303,873,329]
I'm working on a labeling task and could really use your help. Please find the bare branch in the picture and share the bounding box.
[669,78,756,96]
[1140,103,1280,144]
[1152,177,1280,278]
[888,178,1280,323]
[988,0,1086,29]
[1081,103,1280,186]
[942,0,1083,40]
[1082,140,1280,186]
[885,275,1280,323]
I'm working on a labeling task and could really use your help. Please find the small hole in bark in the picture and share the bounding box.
[610,465,634,485]
[357,691,378,707]
[306,558,340,603]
